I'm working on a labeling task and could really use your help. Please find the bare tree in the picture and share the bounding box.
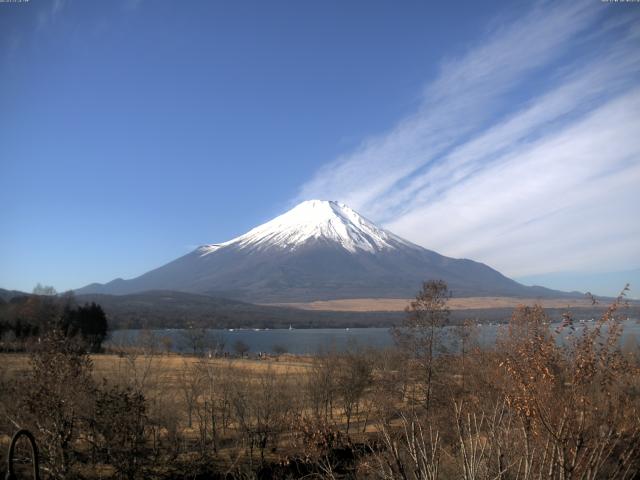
[393,280,450,412]
[32,283,57,296]
[193,357,229,454]
[374,412,441,480]
[307,349,339,424]
[336,348,373,435]
[272,344,288,356]
[233,339,250,358]
[209,332,226,357]
[181,326,209,356]
[452,318,479,394]
[177,360,203,429]
[111,329,160,393]
[160,335,173,355]
[231,367,293,465]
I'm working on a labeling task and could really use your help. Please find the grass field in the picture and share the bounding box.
[265,296,607,311]
[1,350,384,475]
[0,352,320,469]
[0,352,314,383]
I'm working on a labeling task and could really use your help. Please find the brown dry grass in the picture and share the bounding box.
[0,352,323,476]
[1,353,314,389]
[265,296,604,312]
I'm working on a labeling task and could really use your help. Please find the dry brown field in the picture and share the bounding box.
[0,351,369,473]
[1,352,314,383]
[265,296,605,311]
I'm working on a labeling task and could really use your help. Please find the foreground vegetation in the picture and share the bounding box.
[1,282,639,479]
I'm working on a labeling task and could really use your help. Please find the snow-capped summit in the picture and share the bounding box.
[77,200,569,302]
[199,200,415,255]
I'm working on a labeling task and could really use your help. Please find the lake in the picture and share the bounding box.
[108,319,640,355]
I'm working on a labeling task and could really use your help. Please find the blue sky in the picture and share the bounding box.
[1,0,639,298]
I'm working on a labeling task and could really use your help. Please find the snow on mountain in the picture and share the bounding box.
[76,200,575,302]
[199,200,415,255]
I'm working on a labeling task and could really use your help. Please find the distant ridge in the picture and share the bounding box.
[0,288,29,302]
[77,200,580,302]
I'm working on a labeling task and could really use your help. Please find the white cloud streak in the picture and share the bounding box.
[36,0,68,31]
[387,90,640,275]
[295,1,640,278]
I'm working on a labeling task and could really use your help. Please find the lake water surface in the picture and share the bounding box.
[109,319,640,355]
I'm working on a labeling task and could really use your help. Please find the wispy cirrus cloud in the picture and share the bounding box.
[35,0,68,31]
[387,89,640,276]
[295,1,640,281]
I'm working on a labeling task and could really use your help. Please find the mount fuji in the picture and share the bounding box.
[77,200,570,302]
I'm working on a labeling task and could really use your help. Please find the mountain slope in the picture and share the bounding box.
[0,288,29,303]
[77,200,574,302]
